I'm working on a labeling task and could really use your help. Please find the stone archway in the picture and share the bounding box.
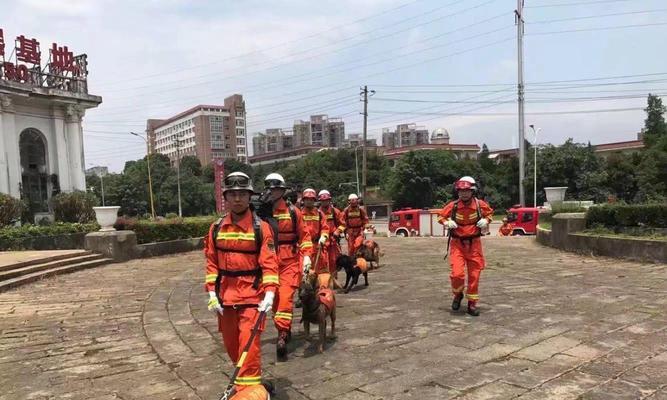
[19,128,49,214]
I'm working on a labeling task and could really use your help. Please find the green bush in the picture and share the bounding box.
[115,216,216,244]
[551,203,587,214]
[0,193,26,227]
[165,212,179,219]
[0,222,99,250]
[586,204,667,229]
[51,191,98,223]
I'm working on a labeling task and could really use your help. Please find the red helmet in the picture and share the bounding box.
[318,189,331,201]
[302,188,317,199]
[455,176,477,191]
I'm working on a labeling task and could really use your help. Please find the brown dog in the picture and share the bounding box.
[357,239,382,269]
[298,273,336,353]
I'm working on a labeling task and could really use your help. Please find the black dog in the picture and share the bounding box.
[298,274,336,353]
[335,254,369,293]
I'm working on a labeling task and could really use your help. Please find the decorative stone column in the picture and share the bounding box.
[0,95,21,198]
[52,106,71,191]
[65,104,86,191]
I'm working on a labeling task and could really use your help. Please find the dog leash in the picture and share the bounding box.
[218,310,267,400]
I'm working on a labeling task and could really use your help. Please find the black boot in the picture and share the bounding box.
[262,379,276,395]
[276,331,288,362]
[451,293,464,311]
[467,302,480,317]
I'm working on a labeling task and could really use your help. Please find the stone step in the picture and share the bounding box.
[0,250,93,273]
[0,254,106,281]
[0,258,114,293]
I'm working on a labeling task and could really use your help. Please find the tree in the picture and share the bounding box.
[636,135,667,202]
[180,156,202,176]
[642,94,667,148]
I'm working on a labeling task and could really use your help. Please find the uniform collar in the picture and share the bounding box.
[222,209,253,231]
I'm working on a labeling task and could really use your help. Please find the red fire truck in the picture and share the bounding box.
[389,208,446,237]
[506,206,540,235]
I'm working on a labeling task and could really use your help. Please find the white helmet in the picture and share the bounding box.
[318,189,331,200]
[223,171,254,194]
[455,176,477,191]
[348,193,359,201]
[264,173,286,189]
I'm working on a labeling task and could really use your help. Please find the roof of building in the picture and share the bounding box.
[593,139,644,152]
[149,104,227,130]
[382,143,480,158]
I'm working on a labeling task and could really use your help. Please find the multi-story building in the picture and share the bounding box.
[252,114,345,157]
[382,123,430,149]
[343,133,378,148]
[146,95,247,166]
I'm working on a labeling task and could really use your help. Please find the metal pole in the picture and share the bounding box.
[529,125,540,208]
[131,132,156,219]
[516,0,526,206]
[354,146,360,195]
[100,172,105,207]
[176,135,182,217]
[361,86,368,201]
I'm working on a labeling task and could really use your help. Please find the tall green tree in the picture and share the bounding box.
[642,94,667,149]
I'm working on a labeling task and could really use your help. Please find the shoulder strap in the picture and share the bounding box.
[211,217,224,244]
[452,201,458,221]
[475,198,482,220]
[252,212,262,255]
[289,205,297,234]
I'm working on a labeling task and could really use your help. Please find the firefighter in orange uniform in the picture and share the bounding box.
[204,172,279,398]
[342,193,369,257]
[301,188,331,288]
[263,173,313,361]
[318,189,343,275]
[498,217,514,236]
[437,176,493,316]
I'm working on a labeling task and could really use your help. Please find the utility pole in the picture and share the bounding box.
[360,86,374,201]
[175,134,183,217]
[515,0,526,206]
[130,132,156,219]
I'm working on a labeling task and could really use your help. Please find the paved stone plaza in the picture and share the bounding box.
[1,237,666,400]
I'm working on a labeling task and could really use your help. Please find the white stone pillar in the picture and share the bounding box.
[52,107,71,191]
[65,105,85,191]
[0,95,21,198]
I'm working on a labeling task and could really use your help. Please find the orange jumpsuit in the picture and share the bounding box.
[342,205,368,257]
[302,206,330,288]
[272,199,312,332]
[437,199,493,304]
[204,210,279,392]
[320,204,344,274]
[498,222,514,236]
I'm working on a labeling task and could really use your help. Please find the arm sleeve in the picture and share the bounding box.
[204,223,219,293]
[336,208,346,233]
[295,208,314,257]
[480,200,494,222]
[259,222,280,291]
[437,202,454,225]
[320,211,331,239]
[361,208,369,226]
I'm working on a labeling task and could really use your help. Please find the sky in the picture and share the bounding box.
[2,0,666,172]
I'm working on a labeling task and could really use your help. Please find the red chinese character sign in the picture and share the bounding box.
[0,28,89,93]
[213,159,226,214]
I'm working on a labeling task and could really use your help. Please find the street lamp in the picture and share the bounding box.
[529,125,541,208]
[130,132,156,219]
[353,145,361,196]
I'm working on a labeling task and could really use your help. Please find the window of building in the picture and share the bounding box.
[236,119,244,127]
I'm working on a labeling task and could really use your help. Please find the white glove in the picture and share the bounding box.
[207,291,223,315]
[303,255,312,274]
[476,218,489,229]
[318,236,327,246]
[445,219,458,229]
[258,291,275,313]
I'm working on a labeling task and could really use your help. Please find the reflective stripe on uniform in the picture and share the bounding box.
[262,274,279,285]
[205,273,217,284]
[300,241,313,249]
[466,293,480,300]
[234,375,261,386]
[303,215,320,221]
[216,232,256,241]
[274,312,292,320]
[274,213,292,220]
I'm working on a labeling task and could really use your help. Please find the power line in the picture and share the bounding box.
[526,0,634,8]
[526,22,667,36]
[528,8,667,24]
[372,93,663,104]
[92,0,425,87]
[371,106,646,116]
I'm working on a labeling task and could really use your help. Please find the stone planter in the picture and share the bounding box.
[544,187,568,204]
[93,206,120,232]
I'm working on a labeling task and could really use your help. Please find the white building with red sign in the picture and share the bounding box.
[0,28,102,218]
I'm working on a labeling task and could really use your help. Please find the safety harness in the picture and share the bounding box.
[212,212,264,306]
[444,198,483,259]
